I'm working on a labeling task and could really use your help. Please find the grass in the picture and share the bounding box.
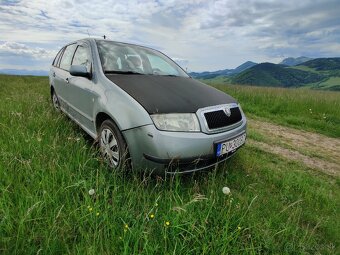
[0,75,339,254]
[209,83,340,138]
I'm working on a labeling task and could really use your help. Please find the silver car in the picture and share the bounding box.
[49,38,247,174]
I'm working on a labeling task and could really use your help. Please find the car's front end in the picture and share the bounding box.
[123,103,247,174]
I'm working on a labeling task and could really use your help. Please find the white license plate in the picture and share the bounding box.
[216,133,246,157]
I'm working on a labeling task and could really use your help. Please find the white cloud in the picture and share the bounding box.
[0,41,56,59]
[0,0,339,71]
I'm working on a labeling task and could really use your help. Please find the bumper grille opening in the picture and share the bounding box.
[204,107,242,130]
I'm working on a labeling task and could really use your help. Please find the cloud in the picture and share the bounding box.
[0,41,56,59]
[0,0,339,71]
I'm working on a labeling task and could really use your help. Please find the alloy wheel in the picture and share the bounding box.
[100,128,120,167]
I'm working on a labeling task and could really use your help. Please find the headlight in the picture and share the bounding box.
[151,113,200,132]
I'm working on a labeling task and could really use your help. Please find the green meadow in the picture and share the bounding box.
[0,75,339,254]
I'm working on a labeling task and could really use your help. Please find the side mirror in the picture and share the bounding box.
[70,65,91,78]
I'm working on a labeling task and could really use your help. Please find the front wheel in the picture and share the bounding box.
[99,120,129,170]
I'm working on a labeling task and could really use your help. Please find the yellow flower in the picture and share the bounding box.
[124,224,129,229]
[89,207,93,212]
[165,221,170,226]
[237,226,241,230]
[150,214,155,219]
[155,203,158,207]
[96,212,100,216]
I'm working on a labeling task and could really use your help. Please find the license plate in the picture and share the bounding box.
[216,133,246,157]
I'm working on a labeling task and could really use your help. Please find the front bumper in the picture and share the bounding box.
[123,118,247,174]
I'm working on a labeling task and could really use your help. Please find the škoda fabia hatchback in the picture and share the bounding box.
[49,38,247,174]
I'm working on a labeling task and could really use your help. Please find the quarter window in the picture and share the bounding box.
[59,44,77,71]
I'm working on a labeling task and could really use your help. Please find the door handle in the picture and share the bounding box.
[66,78,69,84]
[53,72,56,77]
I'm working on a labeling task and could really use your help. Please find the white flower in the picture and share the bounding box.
[88,189,95,196]
[222,186,231,195]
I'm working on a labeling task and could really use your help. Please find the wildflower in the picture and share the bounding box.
[96,212,100,216]
[237,226,241,230]
[222,186,231,195]
[165,221,170,226]
[155,203,158,207]
[89,207,93,212]
[87,205,90,209]
[150,214,155,219]
[88,189,95,196]
[124,224,129,229]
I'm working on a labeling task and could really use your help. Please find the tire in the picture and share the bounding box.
[99,119,130,170]
[51,89,60,111]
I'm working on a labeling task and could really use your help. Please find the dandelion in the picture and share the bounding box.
[89,189,95,196]
[165,221,170,226]
[222,186,231,195]
[96,212,100,216]
[155,203,158,207]
[89,207,93,212]
[124,224,129,229]
[150,214,155,219]
[237,226,242,230]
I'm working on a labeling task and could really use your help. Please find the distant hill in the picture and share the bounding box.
[279,56,313,66]
[190,61,257,79]
[296,58,340,71]
[0,69,48,76]
[231,63,325,87]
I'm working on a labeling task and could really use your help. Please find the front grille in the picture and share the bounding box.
[204,107,242,130]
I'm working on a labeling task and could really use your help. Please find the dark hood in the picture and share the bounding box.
[106,74,237,114]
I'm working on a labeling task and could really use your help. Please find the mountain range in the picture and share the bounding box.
[192,57,340,91]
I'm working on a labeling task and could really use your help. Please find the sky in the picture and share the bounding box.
[0,0,339,72]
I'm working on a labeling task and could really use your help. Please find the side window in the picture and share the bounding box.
[56,47,65,67]
[52,48,63,66]
[59,44,77,71]
[72,45,91,71]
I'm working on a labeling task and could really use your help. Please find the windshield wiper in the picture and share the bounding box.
[105,70,144,75]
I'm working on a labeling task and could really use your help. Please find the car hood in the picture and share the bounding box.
[106,74,237,114]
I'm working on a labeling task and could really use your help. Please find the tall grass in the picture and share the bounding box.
[0,75,339,254]
[211,83,340,137]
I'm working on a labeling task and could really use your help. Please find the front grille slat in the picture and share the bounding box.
[204,107,242,130]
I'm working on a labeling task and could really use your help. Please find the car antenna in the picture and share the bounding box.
[87,29,91,37]
[103,35,106,40]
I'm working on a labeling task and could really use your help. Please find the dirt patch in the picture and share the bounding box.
[248,119,340,177]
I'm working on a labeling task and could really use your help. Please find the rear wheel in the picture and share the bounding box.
[51,90,60,111]
[99,120,129,170]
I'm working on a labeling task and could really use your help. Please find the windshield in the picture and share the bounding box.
[96,40,189,77]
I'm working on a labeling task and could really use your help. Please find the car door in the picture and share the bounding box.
[67,43,96,132]
[56,43,78,111]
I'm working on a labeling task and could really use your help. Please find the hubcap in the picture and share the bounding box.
[100,128,120,167]
[53,93,59,110]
